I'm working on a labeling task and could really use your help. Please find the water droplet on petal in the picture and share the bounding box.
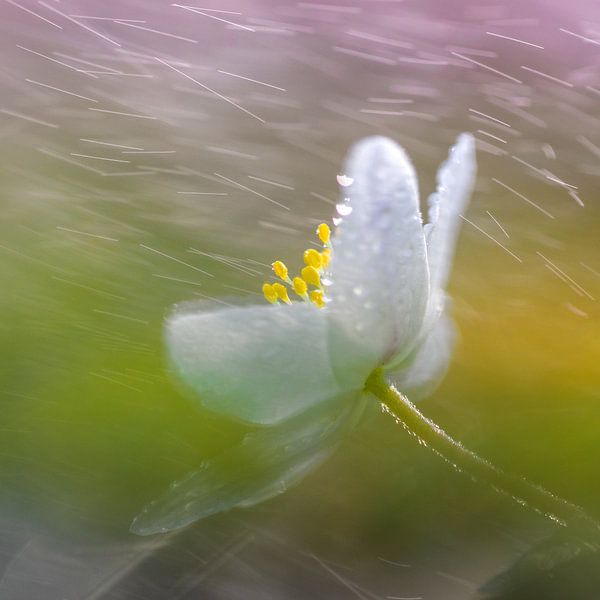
[337,174,354,187]
[336,203,353,216]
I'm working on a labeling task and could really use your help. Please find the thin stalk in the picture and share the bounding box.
[365,368,599,539]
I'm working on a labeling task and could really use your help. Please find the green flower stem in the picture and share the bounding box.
[365,368,599,538]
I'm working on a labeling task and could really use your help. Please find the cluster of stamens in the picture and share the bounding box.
[262,223,331,309]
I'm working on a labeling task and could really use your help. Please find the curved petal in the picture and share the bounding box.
[327,136,429,371]
[425,133,476,295]
[387,313,456,400]
[131,393,366,535]
[165,302,363,425]
[386,134,476,385]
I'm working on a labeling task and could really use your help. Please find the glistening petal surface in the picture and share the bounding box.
[388,313,456,400]
[327,136,429,370]
[388,134,476,389]
[425,133,476,294]
[165,302,363,425]
[131,393,365,535]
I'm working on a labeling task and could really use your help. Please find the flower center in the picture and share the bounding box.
[262,223,331,309]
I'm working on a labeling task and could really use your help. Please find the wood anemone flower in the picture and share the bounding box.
[132,134,477,535]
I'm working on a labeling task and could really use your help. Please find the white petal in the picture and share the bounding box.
[425,133,476,294]
[387,135,476,386]
[131,393,365,535]
[327,136,429,370]
[387,313,456,399]
[165,302,364,425]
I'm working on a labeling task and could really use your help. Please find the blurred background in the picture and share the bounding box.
[0,0,599,598]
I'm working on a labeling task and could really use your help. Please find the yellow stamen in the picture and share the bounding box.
[310,289,326,309]
[264,225,335,306]
[303,248,323,270]
[272,260,290,282]
[301,265,321,288]
[272,282,291,304]
[317,223,331,245]
[262,283,278,304]
[292,276,308,298]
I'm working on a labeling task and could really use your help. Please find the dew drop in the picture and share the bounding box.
[336,203,353,216]
[337,174,354,187]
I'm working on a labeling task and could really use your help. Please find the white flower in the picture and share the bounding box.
[131,134,476,535]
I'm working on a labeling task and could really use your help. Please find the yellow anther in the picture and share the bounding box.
[272,260,290,282]
[303,248,323,270]
[310,289,326,309]
[317,223,331,245]
[262,283,278,304]
[292,276,308,298]
[272,282,291,304]
[264,229,332,305]
[301,265,321,288]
